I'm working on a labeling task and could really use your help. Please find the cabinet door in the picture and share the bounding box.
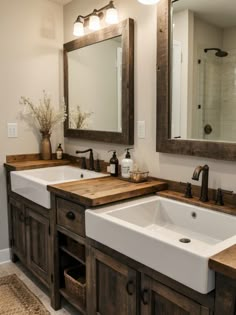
[26,207,50,286]
[87,248,137,315]
[9,198,26,261]
[141,274,211,315]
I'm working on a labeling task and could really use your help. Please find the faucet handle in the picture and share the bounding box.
[95,159,101,172]
[180,182,193,198]
[77,157,87,169]
[89,149,95,171]
[215,188,233,206]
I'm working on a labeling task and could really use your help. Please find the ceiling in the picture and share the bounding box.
[173,0,236,28]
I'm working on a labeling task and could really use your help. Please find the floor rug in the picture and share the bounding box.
[0,274,50,314]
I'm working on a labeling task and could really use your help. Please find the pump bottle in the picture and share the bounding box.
[121,148,133,178]
[56,143,63,160]
[109,151,119,177]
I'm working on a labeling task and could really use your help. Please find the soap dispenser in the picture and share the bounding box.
[56,143,63,160]
[121,148,134,178]
[109,151,119,177]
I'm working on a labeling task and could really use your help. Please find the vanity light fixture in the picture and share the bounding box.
[137,0,160,4]
[73,1,118,37]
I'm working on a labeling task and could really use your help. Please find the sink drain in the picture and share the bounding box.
[179,238,191,243]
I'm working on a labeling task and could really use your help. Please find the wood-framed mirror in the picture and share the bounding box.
[64,18,134,145]
[156,0,236,160]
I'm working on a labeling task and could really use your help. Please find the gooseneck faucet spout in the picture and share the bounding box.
[192,165,209,202]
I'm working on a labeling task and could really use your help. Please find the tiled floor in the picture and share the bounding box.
[0,261,78,314]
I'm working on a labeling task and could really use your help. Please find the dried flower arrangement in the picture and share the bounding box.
[69,105,93,129]
[20,91,67,135]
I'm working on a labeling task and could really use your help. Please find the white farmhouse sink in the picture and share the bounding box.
[85,195,236,294]
[11,165,108,209]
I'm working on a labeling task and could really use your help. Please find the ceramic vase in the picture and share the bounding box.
[40,132,52,160]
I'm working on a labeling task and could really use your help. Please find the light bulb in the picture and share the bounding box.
[73,21,84,37]
[89,14,101,31]
[105,7,118,24]
[138,0,160,4]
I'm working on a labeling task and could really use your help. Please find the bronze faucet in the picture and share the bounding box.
[192,165,209,202]
[76,148,95,170]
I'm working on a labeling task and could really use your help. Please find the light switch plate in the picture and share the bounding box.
[8,123,18,138]
[137,120,145,139]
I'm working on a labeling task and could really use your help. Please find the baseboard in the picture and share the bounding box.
[0,248,10,264]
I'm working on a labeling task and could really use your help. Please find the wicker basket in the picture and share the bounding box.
[64,265,86,306]
[66,238,85,261]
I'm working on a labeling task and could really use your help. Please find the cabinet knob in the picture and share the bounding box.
[141,289,149,305]
[126,280,135,295]
[19,212,25,223]
[66,211,76,220]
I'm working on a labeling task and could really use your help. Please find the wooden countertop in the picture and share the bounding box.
[209,245,236,280]
[4,159,70,171]
[48,177,167,206]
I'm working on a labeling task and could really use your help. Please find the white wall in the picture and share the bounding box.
[64,0,236,194]
[173,10,194,139]
[0,0,63,250]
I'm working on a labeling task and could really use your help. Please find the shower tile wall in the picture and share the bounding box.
[220,49,236,141]
[202,58,221,140]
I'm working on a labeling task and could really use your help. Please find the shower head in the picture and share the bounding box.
[215,50,228,57]
[204,48,228,58]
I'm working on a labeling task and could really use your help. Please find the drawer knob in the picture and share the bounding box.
[66,211,76,220]
[126,280,135,295]
[141,289,149,305]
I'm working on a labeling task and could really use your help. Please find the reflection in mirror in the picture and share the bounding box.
[64,18,134,145]
[171,0,236,142]
[68,36,122,132]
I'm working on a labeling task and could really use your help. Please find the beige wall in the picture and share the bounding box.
[0,0,64,250]
[64,0,236,194]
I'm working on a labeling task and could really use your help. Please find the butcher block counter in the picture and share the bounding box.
[4,153,70,171]
[47,176,168,207]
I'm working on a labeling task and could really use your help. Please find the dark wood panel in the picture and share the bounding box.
[141,274,209,315]
[87,247,137,315]
[9,199,26,262]
[48,177,167,206]
[56,197,85,236]
[26,207,50,286]
[214,273,236,315]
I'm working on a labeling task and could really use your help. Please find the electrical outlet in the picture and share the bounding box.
[137,120,145,139]
[8,123,18,138]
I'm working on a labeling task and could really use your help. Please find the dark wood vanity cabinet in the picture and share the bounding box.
[87,247,138,315]
[141,274,212,315]
[86,244,214,315]
[9,196,51,287]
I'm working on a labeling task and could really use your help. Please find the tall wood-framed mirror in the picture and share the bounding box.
[64,18,134,145]
[156,0,236,160]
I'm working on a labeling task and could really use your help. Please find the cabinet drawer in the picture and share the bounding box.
[57,198,85,237]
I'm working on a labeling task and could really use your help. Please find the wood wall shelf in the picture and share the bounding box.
[59,246,85,265]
